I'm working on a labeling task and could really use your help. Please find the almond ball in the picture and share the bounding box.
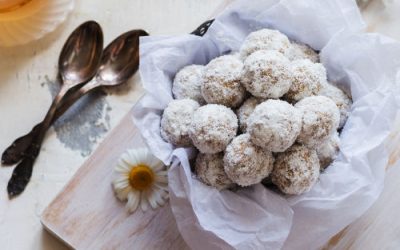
[242,50,292,99]
[317,131,340,169]
[239,28,291,59]
[319,82,352,129]
[160,99,200,147]
[189,104,238,154]
[224,134,274,187]
[195,153,234,190]
[247,100,302,152]
[172,64,206,105]
[236,97,263,133]
[271,144,320,195]
[285,59,327,102]
[287,42,319,63]
[201,55,246,108]
[295,96,340,148]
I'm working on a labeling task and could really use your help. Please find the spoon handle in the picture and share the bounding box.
[7,90,65,197]
[2,82,97,165]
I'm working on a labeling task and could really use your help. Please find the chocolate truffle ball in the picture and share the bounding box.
[172,64,206,105]
[295,96,340,147]
[242,50,292,99]
[247,99,302,152]
[271,144,320,195]
[189,104,238,153]
[195,153,234,190]
[224,134,274,187]
[201,55,246,108]
[161,99,200,147]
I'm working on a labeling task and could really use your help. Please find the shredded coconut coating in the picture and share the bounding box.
[287,42,319,63]
[319,82,352,129]
[239,29,291,59]
[317,131,340,169]
[271,144,320,195]
[285,59,327,102]
[247,99,302,152]
[242,50,292,99]
[172,65,206,105]
[236,97,263,133]
[224,134,274,187]
[195,153,234,190]
[295,96,340,148]
[201,55,246,108]
[160,99,200,147]
[189,104,238,153]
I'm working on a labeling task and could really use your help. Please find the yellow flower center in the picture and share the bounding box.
[129,164,155,191]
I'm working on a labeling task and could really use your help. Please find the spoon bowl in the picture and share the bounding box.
[95,29,148,86]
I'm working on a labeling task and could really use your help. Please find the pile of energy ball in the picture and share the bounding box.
[160,29,352,195]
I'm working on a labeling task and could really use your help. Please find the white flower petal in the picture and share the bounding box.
[147,191,159,209]
[115,160,131,173]
[126,191,140,213]
[155,174,168,184]
[113,176,129,190]
[140,192,150,211]
[115,186,131,201]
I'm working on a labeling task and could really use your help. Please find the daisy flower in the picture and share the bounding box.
[112,148,168,213]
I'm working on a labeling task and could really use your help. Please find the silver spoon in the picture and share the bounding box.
[7,29,147,198]
[2,21,104,165]
[7,21,104,197]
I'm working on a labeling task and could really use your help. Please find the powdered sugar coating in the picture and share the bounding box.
[285,59,327,102]
[161,99,200,147]
[239,29,291,59]
[287,42,319,63]
[271,144,320,195]
[189,104,238,153]
[317,131,340,169]
[236,97,263,132]
[202,55,246,107]
[247,99,302,152]
[195,153,234,190]
[172,65,206,105]
[319,82,352,129]
[295,96,340,148]
[242,50,292,99]
[224,134,274,186]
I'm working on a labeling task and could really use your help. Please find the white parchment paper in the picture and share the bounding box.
[132,0,400,249]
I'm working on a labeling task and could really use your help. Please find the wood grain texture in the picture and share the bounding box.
[41,111,188,250]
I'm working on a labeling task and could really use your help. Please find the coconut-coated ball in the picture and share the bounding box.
[319,82,352,129]
[239,28,291,59]
[317,131,340,169]
[160,99,200,147]
[271,144,320,195]
[189,104,238,153]
[236,97,263,133]
[295,96,340,147]
[195,153,234,190]
[224,134,274,187]
[172,64,206,105]
[247,99,302,152]
[201,55,246,108]
[287,42,319,63]
[285,59,327,102]
[242,50,292,99]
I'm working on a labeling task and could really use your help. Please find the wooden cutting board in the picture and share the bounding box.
[41,110,189,250]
